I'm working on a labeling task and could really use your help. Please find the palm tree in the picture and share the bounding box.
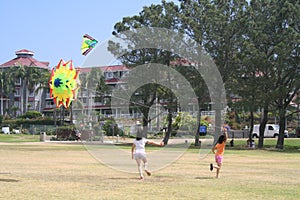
[32,68,50,112]
[0,68,15,115]
[11,64,43,114]
[85,68,103,121]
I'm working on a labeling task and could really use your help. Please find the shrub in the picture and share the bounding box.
[102,119,124,136]
[19,111,43,119]
[56,125,76,140]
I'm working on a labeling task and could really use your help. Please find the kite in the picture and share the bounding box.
[81,34,98,56]
[49,59,80,108]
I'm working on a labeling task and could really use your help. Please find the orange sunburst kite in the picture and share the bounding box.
[49,59,80,108]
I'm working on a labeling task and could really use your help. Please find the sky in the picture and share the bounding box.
[0,0,167,68]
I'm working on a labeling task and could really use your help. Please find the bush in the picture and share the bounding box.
[102,119,124,136]
[56,125,76,140]
[2,118,55,129]
[19,111,42,119]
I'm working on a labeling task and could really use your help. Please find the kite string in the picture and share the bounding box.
[78,85,168,122]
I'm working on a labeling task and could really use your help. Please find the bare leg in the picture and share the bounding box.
[135,158,143,179]
[214,163,222,178]
[142,157,151,176]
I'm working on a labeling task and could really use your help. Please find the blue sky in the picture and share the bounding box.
[0,0,166,67]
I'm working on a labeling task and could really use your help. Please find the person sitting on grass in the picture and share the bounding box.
[210,129,228,178]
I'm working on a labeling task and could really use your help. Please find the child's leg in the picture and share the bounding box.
[212,156,223,178]
[135,158,143,179]
[142,157,151,176]
[215,163,222,178]
[215,156,223,178]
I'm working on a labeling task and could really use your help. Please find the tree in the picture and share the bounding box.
[0,68,14,115]
[10,64,44,115]
[109,1,182,142]
[240,0,300,149]
[179,0,249,141]
[264,0,300,149]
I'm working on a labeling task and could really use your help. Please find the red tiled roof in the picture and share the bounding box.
[105,77,120,83]
[78,65,129,73]
[0,49,49,69]
[0,57,49,69]
[100,65,129,72]
[15,49,34,55]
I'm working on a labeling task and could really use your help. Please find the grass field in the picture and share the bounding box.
[0,134,300,200]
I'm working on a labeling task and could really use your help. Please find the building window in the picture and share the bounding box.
[29,90,34,97]
[82,90,88,97]
[27,102,35,110]
[15,78,21,85]
[14,101,19,107]
[106,72,113,79]
[46,101,53,108]
[14,88,20,96]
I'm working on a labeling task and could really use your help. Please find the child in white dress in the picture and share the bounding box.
[131,134,164,180]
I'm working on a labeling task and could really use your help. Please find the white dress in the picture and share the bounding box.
[133,138,148,160]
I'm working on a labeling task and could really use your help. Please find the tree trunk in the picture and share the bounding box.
[258,107,268,148]
[141,107,150,138]
[163,111,172,145]
[248,111,254,140]
[276,107,286,149]
[214,108,222,143]
[24,81,29,113]
[0,81,3,115]
[19,80,24,116]
[54,106,57,126]
[194,109,201,146]
[70,103,73,125]
[0,96,3,116]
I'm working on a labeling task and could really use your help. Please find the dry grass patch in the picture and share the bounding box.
[0,142,299,200]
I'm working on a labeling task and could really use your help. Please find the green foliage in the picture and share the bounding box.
[172,112,197,131]
[19,110,42,119]
[55,125,77,140]
[200,119,209,127]
[102,119,124,136]
[2,118,55,130]
[0,134,39,142]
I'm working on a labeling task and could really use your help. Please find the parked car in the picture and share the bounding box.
[252,124,288,138]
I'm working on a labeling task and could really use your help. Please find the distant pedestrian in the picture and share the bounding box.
[75,129,81,142]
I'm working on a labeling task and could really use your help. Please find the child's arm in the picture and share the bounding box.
[147,140,164,146]
[131,144,135,159]
[211,145,216,154]
[224,132,228,142]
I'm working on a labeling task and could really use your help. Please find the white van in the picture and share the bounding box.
[252,124,288,138]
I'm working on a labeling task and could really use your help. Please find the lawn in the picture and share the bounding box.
[0,133,39,142]
[0,135,299,200]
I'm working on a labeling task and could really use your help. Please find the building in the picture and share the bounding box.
[0,49,198,123]
[43,64,131,123]
[0,49,49,116]
[0,49,132,120]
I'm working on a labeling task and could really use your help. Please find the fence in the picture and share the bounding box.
[28,125,56,135]
[228,130,250,138]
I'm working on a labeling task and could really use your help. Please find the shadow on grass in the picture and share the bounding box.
[194,176,214,180]
[0,178,20,182]
[108,177,138,180]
